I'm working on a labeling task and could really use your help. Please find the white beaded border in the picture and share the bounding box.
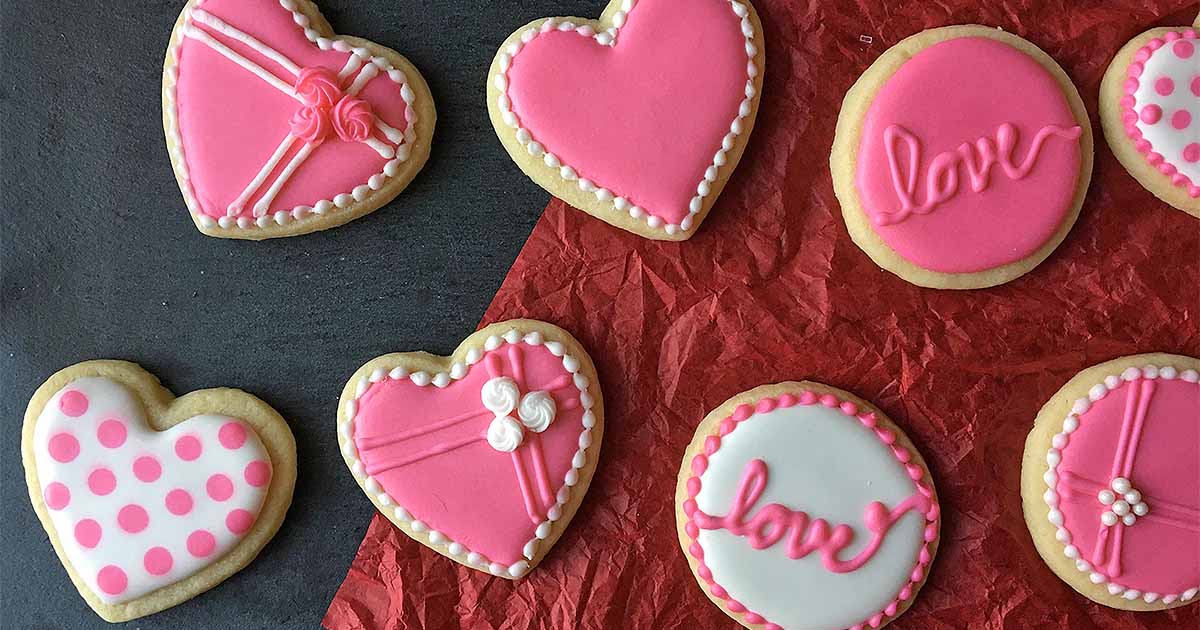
[1041,364,1200,604]
[491,0,761,236]
[163,0,419,231]
[338,327,599,579]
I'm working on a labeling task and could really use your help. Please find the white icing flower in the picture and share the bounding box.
[1099,477,1149,527]
[481,377,520,416]
[517,390,556,433]
[486,415,524,452]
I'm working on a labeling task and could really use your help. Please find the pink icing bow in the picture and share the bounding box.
[288,67,375,145]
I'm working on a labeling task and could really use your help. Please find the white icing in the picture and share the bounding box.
[1132,37,1200,184]
[694,403,928,629]
[33,378,270,603]
[517,390,556,433]
[486,415,524,452]
[480,377,520,416]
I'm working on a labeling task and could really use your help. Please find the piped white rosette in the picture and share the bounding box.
[482,377,557,452]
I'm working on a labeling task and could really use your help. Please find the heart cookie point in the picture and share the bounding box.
[339,319,604,577]
[487,0,765,240]
[23,360,296,621]
[164,0,436,239]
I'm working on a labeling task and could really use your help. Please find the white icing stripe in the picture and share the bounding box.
[227,134,297,216]
[375,119,405,144]
[190,8,301,76]
[337,53,363,79]
[182,25,299,101]
[363,137,396,159]
[253,142,315,216]
[345,63,379,96]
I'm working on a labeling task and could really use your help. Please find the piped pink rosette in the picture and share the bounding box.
[1122,29,1200,198]
[288,67,375,145]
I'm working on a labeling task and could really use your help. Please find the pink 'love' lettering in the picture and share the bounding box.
[873,123,1082,226]
[692,459,932,573]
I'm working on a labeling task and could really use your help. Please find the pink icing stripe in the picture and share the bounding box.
[1122,29,1200,198]
[683,390,938,629]
[527,435,556,509]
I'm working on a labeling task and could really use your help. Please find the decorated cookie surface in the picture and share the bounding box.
[486,0,765,240]
[676,382,940,630]
[338,320,603,578]
[1022,353,1200,611]
[832,26,1092,289]
[22,361,296,622]
[1100,23,1200,217]
[163,0,436,239]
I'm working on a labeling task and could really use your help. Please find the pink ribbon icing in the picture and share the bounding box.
[288,67,375,145]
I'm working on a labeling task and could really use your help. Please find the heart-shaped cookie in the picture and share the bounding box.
[337,320,604,578]
[163,0,436,239]
[22,361,296,621]
[486,0,765,240]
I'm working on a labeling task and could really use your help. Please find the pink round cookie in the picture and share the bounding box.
[832,26,1092,289]
[1023,354,1200,610]
[163,0,436,239]
[1101,24,1200,217]
[676,382,940,629]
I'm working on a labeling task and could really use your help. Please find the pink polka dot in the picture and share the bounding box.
[59,390,89,417]
[1192,76,1200,97]
[244,460,271,488]
[44,482,71,510]
[132,456,162,482]
[1175,40,1195,59]
[187,529,216,557]
[88,468,117,496]
[218,422,247,450]
[74,519,102,548]
[1155,76,1175,96]
[143,547,174,576]
[97,565,127,595]
[165,489,194,515]
[206,474,234,501]
[175,435,203,461]
[48,433,80,463]
[226,509,255,535]
[1140,104,1162,124]
[1172,109,1192,130]
[96,419,127,449]
[117,504,149,533]
[1185,143,1200,163]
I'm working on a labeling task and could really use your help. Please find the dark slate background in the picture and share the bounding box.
[0,1,590,628]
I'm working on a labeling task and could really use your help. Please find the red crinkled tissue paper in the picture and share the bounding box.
[323,1,1200,628]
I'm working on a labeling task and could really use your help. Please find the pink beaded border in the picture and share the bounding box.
[1121,28,1200,198]
[680,390,940,630]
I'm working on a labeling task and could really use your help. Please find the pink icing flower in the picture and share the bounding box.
[294,66,343,108]
[332,97,375,143]
[289,105,332,145]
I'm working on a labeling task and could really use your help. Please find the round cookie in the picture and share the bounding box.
[1099,17,1200,217]
[676,382,940,630]
[1021,353,1199,610]
[832,26,1093,289]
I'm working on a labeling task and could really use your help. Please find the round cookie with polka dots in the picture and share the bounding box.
[22,360,296,622]
[1100,15,1200,217]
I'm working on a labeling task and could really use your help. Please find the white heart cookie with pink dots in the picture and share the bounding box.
[1123,29,1200,197]
[22,361,296,622]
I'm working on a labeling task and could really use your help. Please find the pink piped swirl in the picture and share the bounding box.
[287,66,376,145]
[331,97,375,143]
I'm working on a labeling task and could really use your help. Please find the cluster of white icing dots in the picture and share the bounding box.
[1097,477,1149,527]
[481,377,557,452]
[1042,364,1200,604]
[492,0,760,235]
[339,328,596,579]
[1124,29,1200,197]
[35,379,271,602]
[165,0,420,231]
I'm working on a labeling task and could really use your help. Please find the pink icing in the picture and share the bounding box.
[692,459,932,573]
[856,37,1082,273]
[174,0,411,219]
[1055,376,1199,595]
[1121,29,1200,198]
[682,392,939,630]
[504,0,748,225]
[352,343,588,567]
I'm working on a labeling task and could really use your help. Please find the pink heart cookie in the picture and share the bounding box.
[163,0,436,239]
[337,320,604,578]
[487,0,765,240]
[22,361,296,621]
